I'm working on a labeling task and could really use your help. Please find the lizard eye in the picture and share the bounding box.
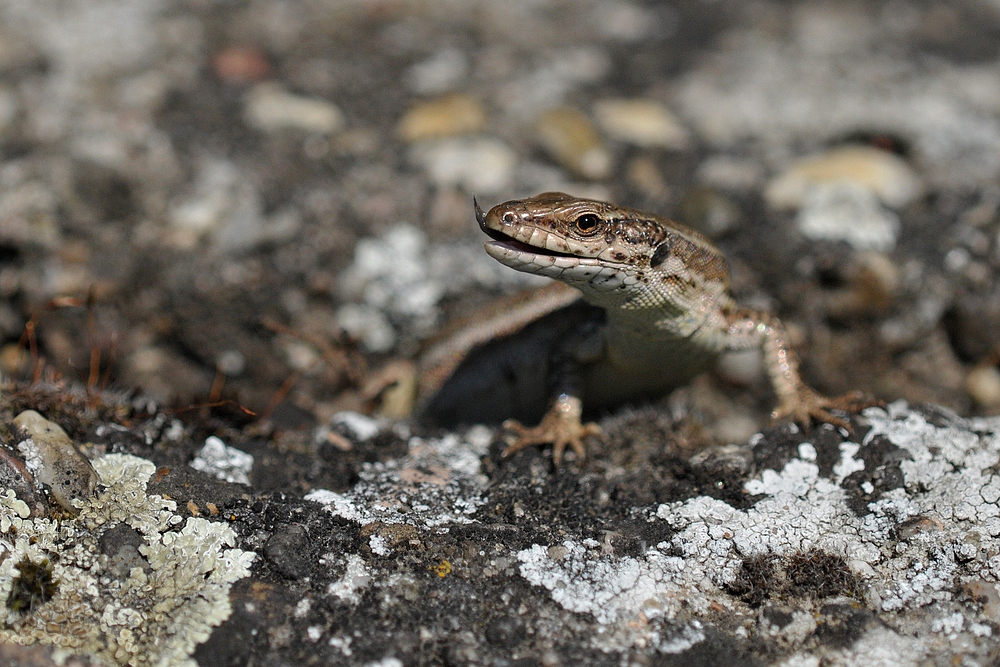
[574,214,600,233]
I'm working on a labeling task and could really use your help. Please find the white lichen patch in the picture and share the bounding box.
[189,436,254,486]
[518,541,695,626]
[516,404,1000,661]
[0,453,255,667]
[306,426,490,528]
[326,553,372,604]
[517,540,711,654]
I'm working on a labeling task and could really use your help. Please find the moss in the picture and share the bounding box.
[6,558,57,613]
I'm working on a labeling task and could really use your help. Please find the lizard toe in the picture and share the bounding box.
[499,400,601,465]
[772,387,880,433]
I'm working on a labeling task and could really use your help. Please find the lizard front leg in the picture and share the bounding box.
[501,318,604,464]
[726,308,876,430]
[501,393,602,464]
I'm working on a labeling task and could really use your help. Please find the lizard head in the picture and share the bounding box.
[477,192,730,314]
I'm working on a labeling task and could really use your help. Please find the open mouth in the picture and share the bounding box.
[475,198,576,258]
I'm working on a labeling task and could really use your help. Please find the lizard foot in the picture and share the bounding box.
[772,387,882,433]
[501,394,602,465]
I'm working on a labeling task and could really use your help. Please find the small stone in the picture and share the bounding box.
[0,343,28,376]
[215,349,246,376]
[696,156,763,191]
[547,545,569,560]
[409,137,516,194]
[397,93,487,142]
[0,180,61,248]
[244,83,344,134]
[766,145,922,210]
[13,410,98,513]
[592,2,662,42]
[625,156,670,200]
[536,107,612,180]
[948,292,1000,361]
[966,580,1000,623]
[212,47,272,83]
[0,86,16,132]
[796,182,900,252]
[541,650,562,667]
[169,159,248,239]
[593,98,690,149]
[406,48,469,95]
[680,186,741,237]
[826,252,901,318]
[265,525,311,579]
[335,303,395,353]
[967,365,1000,409]
[717,349,764,386]
[99,523,150,579]
[484,616,526,647]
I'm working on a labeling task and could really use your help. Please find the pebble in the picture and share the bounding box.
[244,82,344,134]
[212,46,272,83]
[0,180,61,248]
[593,98,690,149]
[625,156,669,201]
[825,251,900,318]
[406,47,469,95]
[0,343,27,376]
[335,303,396,353]
[409,136,516,194]
[168,159,257,245]
[967,365,1000,409]
[536,107,612,180]
[714,413,761,446]
[591,2,663,42]
[717,349,764,386]
[0,86,16,132]
[696,155,763,191]
[397,93,487,143]
[796,182,901,252]
[680,186,741,237]
[13,410,98,514]
[765,145,922,210]
[948,292,1000,361]
[499,49,611,118]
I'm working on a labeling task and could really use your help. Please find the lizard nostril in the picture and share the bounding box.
[501,212,516,225]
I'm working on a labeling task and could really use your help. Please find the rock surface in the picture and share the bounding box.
[2,389,1000,666]
[0,0,999,665]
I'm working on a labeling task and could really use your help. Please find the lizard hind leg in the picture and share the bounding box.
[771,386,881,433]
[752,312,882,432]
[501,394,602,465]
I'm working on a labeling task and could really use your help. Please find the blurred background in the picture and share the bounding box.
[0,0,998,431]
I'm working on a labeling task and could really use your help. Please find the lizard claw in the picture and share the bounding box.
[501,395,602,465]
[771,387,882,433]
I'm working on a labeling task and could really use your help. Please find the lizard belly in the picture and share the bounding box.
[581,331,719,408]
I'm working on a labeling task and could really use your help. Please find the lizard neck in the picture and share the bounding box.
[573,275,733,352]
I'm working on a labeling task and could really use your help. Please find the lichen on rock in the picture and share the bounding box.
[0,452,255,667]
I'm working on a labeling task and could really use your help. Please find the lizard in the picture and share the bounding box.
[417,191,870,464]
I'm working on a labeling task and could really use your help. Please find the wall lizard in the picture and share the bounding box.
[419,192,870,464]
